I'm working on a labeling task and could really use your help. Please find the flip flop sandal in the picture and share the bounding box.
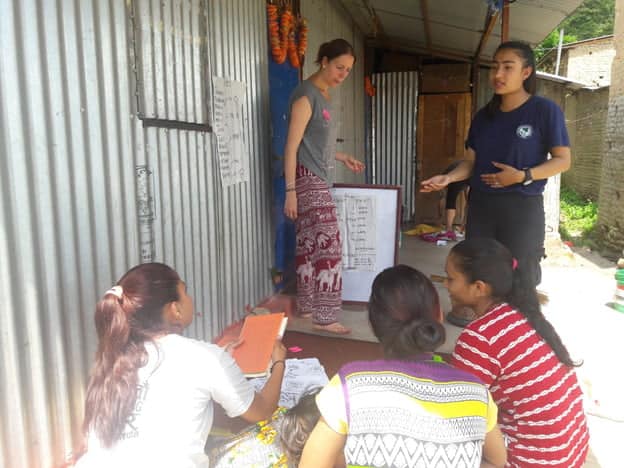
[313,322,351,335]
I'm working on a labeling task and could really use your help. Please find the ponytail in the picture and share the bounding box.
[507,269,580,367]
[83,292,146,447]
[82,263,180,447]
[450,239,580,368]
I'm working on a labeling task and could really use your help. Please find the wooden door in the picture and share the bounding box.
[416,93,472,225]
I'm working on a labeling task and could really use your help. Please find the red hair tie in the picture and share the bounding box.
[512,258,518,271]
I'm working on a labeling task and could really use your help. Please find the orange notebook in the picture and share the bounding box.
[226,312,288,377]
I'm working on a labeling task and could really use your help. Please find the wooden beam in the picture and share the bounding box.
[471,7,499,115]
[362,0,385,37]
[420,0,433,53]
[474,10,499,62]
[502,0,510,43]
[367,37,480,64]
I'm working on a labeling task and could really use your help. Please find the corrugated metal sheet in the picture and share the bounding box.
[0,0,272,466]
[301,0,366,184]
[341,0,585,61]
[369,72,419,222]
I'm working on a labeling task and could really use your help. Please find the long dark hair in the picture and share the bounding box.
[82,263,181,447]
[315,38,356,65]
[486,41,537,117]
[449,238,579,367]
[368,265,445,358]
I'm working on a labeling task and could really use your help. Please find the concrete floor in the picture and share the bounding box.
[398,234,624,468]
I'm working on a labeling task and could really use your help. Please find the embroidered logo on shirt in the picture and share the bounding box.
[322,109,331,121]
[516,125,533,139]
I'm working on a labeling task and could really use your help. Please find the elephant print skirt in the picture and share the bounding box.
[295,165,342,324]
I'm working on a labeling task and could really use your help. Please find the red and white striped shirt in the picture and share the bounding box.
[451,303,589,468]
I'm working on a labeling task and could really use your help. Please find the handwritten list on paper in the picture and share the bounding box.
[248,358,329,409]
[335,194,377,271]
[212,77,249,187]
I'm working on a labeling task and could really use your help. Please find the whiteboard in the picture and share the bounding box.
[331,184,401,303]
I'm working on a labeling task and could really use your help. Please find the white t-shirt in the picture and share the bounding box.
[76,334,255,468]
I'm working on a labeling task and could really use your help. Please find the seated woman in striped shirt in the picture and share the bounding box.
[300,264,507,468]
[445,238,589,467]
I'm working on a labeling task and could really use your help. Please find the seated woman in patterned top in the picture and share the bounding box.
[300,265,507,468]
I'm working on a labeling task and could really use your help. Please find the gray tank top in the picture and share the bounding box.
[288,80,337,184]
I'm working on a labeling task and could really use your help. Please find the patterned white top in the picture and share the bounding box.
[317,357,498,467]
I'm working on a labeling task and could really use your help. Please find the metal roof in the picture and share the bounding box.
[340,0,585,61]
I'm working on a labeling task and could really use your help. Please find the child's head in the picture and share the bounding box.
[368,265,445,358]
[445,238,514,308]
[280,388,322,464]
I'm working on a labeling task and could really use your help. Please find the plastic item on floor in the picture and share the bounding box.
[614,268,624,313]
[404,224,441,236]
[437,230,457,241]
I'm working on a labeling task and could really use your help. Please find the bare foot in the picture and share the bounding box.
[313,322,351,335]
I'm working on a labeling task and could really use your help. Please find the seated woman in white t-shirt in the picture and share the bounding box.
[74,263,286,468]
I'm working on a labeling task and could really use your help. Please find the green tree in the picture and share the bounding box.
[535,0,614,60]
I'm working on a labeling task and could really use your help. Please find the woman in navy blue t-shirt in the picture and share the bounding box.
[421,41,571,326]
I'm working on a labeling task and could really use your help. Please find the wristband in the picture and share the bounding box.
[270,360,286,373]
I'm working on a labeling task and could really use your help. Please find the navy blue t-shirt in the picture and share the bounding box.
[466,95,569,195]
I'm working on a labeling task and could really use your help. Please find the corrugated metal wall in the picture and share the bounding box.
[0,0,273,466]
[369,72,419,222]
[300,0,366,184]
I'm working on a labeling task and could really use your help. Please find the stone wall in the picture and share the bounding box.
[563,88,609,200]
[567,40,615,87]
[597,0,624,256]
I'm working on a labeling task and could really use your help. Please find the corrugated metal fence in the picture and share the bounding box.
[369,72,419,222]
[0,0,273,466]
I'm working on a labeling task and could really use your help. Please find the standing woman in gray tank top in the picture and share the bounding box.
[283,39,364,335]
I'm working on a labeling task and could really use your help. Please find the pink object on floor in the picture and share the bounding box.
[437,230,457,241]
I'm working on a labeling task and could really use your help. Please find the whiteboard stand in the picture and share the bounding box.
[331,184,402,304]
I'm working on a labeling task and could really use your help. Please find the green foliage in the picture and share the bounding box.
[535,31,577,61]
[535,0,615,61]
[559,186,598,245]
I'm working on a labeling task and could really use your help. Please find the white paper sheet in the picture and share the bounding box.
[212,77,249,187]
[335,194,377,271]
[248,358,329,409]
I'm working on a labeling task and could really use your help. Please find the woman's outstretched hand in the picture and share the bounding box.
[420,174,451,192]
[481,162,524,188]
[342,155,365,173]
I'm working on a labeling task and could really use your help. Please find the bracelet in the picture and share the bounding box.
[270,360,286,373]
[285,188,296,192]
[286,181,296,188]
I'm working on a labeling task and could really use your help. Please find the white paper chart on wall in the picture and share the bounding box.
[331,184,401,303]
